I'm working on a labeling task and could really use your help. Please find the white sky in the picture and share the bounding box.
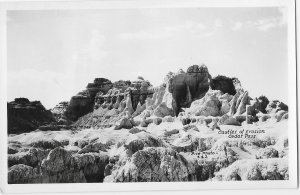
[7,7,288,109]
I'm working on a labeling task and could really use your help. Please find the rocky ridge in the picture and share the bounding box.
[7,64,289,183]
[7,98,56,134]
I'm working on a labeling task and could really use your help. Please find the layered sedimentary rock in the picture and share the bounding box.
[65,78,113,121]
[7,98,55,134]
[73,77,155,129]
[8,64,290,184]
[94,78,154,111]
[168,65,211,115]
[51,101,69,123]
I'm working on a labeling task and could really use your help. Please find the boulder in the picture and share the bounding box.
[186,90,221,117]
[164,129,179,136]
[259,114,272,122]
[266,100,288,114]
[129,127,144,134]
[73,152,109,182]
[256,147,279,159]
[40,147,87,183]
[281,113,288,120]
[114,117,134,130]
[153,117,163,125]
[218,114,241,126]
[275,110,288,122]
[162,116,175,122]
[78,143,108,154]
[8,148,49,168]
[153,102,174,117]
[8,164,40,184]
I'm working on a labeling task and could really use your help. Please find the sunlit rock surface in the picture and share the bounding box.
[7,64,289,183]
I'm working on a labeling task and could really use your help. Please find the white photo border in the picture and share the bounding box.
[0,0,297,193]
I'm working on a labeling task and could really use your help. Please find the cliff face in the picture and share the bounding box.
[65,78,113,121]
[168,65,211,115]
[94,78,154,111]
[7,98,55,134]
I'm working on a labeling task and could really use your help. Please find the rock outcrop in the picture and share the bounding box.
[51,101,68,120]
[111,147,196,182]
[65,78,113,121]
[8,64,290,184]
[8,145,109,184]
[168,65,211,115]
[210,75,237,95]
[214,158,288,181]
[266,100,288,114]
[185,90,222,117]
[7,98,55,134]
[94,78,154,112]
[257,96,270,114]
[67,77,155,129]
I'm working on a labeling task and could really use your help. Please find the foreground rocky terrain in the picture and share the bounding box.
[7,64,289,183]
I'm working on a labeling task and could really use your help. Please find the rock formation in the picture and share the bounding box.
[168,65,211,115]
[65,78,113,121]
[111,147,196,182]
[210,75,237,95]
[266,100,288,114]
[51,101,69,123]
[7,64,290,184]
[7,98,55,134]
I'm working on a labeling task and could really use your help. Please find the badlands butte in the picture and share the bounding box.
[7,64,289,183]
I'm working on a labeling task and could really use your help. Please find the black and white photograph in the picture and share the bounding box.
[0,0,298,193]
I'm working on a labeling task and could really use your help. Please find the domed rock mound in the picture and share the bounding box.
[168,64,212,115]
[210,75,237,95]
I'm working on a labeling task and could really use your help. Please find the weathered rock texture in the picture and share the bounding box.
[65,78,113,121]
[51,101,69,121]
[8,145,109,184]
[210,75,237,95]
[8,64,290,184]
[266,100,288,114]
[7,98,55,134]
[168,65,211,115]
[112,147,196,182]
[70,77,155,129]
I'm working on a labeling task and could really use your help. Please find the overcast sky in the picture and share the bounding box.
[7,7,288,109]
